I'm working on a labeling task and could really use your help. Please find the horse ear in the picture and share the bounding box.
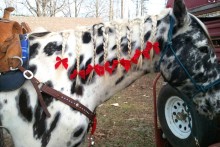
[173,0,187,27]
[12,22,22,34]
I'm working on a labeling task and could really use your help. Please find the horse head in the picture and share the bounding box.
[159,0,219,118]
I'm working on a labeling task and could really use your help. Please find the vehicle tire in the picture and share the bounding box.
[0,128,4,147]
[157,84,219,147]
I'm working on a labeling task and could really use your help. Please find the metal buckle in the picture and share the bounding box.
[23,70,34,79]
[10,56,23,71]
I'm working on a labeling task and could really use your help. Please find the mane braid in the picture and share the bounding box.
[61,32,69,57]
[137,18,145,69]
[87,25,98,82]
[76,30,82,85]
[114,23,122,70]
[102,25,109,77]
[150,15,158,61]
[126,21,132,58]
[68,12,163,81]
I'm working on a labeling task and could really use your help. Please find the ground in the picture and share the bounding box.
[2,73,164,147]
[90,73,164,147]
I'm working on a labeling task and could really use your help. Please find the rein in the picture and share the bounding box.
[159,15,220,97]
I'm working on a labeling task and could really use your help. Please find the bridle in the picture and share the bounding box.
[17,65,97,145]
[159,15,220,98]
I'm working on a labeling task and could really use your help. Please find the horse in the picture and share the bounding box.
[0,0,218,146]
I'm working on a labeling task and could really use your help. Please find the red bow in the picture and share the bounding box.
[91,116,97,135]
[55,56,68,69]
[112,59,131,72]
[104,62,114,75]
[70,69,86,79]
[86,64,105,76]
[131,49,150,64]
[145,41,160,54]
[120,59,131,72]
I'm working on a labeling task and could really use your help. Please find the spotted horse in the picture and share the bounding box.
[0,0,219,146]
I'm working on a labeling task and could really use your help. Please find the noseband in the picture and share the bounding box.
[159,15,220,97]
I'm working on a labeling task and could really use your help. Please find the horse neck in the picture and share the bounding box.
[28,10,170,112]
[66,17,171,111]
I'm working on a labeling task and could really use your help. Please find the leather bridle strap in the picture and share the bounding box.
[18,66,51,117]
[18,66,95,121]
[40,84,95,120]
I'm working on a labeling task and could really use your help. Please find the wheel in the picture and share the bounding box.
[157,84,219,147]
[0,127,5,147]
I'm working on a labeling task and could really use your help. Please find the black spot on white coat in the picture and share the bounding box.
[28,64,37,75]
[73,127,84,138]
[29,43,40,59]
[75,85,84,96]
[144,31,151,42]
[44,42,62,56]
[41,112,60,147]
[82,32,91,44]
[18,89,33,122]
[30,32,51,38]
[115,76,125,85]
[96,44,104,55]
[33,81,54,139]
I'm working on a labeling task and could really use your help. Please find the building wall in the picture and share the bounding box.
[11,17,102,32]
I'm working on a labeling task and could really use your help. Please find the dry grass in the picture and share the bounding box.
[90,73,163,147]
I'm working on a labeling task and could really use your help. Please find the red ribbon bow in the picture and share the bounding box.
[70,69,86,79]
[131,49,150,64]
[145,41,160,54]
[104,62,114,75]
[86,64,105,76]
[55,56,68,69]
[112,59,131,72]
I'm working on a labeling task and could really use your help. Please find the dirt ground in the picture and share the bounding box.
[93,73,163,147]
[2,73,164,147]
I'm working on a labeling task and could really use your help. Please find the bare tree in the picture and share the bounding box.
[19,0,68,17]
[135,0,139,16]
[1,0,20,15]
[133,0,149,16]
[95,0,99,18]
[121,0,123,18]
[73,0,84,17]
[141,0,149,15]
[62,0,73,17]
[109,0,113,20]
[84,0,108,19]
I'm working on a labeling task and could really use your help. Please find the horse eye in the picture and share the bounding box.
[198,46,209,53]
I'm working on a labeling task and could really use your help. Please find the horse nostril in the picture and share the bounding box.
[198,46,209,53]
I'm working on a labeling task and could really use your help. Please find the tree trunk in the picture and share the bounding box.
[136,0,139,17]
[74,0,77,17]
[96,0,99,17]
[121,0,123,19]
[109,0,113,20]
[141,0,144,15]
